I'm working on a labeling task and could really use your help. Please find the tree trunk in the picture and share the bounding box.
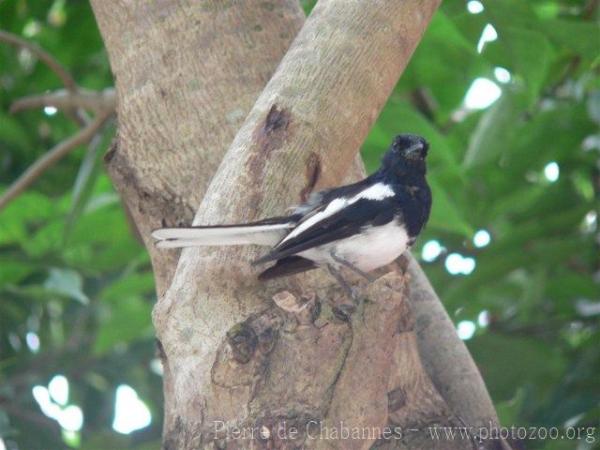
[90,1,508,449]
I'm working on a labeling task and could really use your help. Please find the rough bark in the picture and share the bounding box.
[154,0,468,448]
[90,0,507,449]
[91,0,305,295]
[91,0,306,441]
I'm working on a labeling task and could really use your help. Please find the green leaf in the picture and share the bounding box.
[0,192,55,246]
[547,273,600,303]
[99,272,155,303]
[463,89,527,168]
[43,267,89,304]
[94,296,152,354]
[541,19,600,59]
[64,125,114,239]
[402,11,491,119]
[500,28,554,104]
[0,259,34,284]
[483,0,538,31]
[467,333,567,401]
[0,111,34,150]
[503,102,593,175]
[495,388,526,426]
[427,177,473,237]
[63,203,143,272]
[587,91,600,125]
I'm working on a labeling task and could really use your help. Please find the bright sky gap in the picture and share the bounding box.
[112,385,152,434]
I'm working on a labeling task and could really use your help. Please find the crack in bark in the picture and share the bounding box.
[106,141,195,230]
[226,322,259,364]
[387,387,407,412]
[248,104,293,183]
[320,319,354,419]
[253,104,291,154]
[103,138,118,163]
[300,151,321,202]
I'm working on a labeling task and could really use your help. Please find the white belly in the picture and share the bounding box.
[299,220,409,272]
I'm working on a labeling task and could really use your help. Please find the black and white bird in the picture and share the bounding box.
[152,134,431,292]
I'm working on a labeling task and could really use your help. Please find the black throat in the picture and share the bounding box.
[377,159,427,187]
[373,159,431,238]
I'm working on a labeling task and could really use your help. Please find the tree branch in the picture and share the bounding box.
[0,30,88,125]
[0,111,112,211]
[0,399,62,439]
[0,30,77,91]
[10,88,116,114]
[90,0,307,443]
[406,253,500,433]
[90,0,307,295]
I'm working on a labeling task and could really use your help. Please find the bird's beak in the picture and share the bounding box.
[404,143,425,159]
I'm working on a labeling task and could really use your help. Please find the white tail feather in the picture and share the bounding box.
[151,223,292,248]
[156,239,216,249]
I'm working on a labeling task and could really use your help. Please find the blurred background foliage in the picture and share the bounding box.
[0,0,598,449]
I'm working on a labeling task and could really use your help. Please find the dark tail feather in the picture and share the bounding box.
[258,256,318,281]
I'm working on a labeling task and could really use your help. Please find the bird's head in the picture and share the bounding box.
[381,134,429,176]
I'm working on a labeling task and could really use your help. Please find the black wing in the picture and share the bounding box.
[257,256,318,280]
[253,195,396,265]
[291,176,373,218]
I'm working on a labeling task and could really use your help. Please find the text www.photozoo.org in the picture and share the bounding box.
[212,420,597,444]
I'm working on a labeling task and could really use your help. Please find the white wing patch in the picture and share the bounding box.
[280,182,394,245]
[354,182,394,201]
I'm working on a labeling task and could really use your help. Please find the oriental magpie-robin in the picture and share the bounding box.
[152,134,431,294]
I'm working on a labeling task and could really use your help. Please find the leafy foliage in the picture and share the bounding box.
[1,1,599,449]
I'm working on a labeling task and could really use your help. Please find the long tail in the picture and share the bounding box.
[151,217,294,249]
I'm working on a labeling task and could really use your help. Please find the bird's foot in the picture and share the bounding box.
[326,264,365,320]
[331,302,356,321]
[327,264,353,298]
[329,251,375,283]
